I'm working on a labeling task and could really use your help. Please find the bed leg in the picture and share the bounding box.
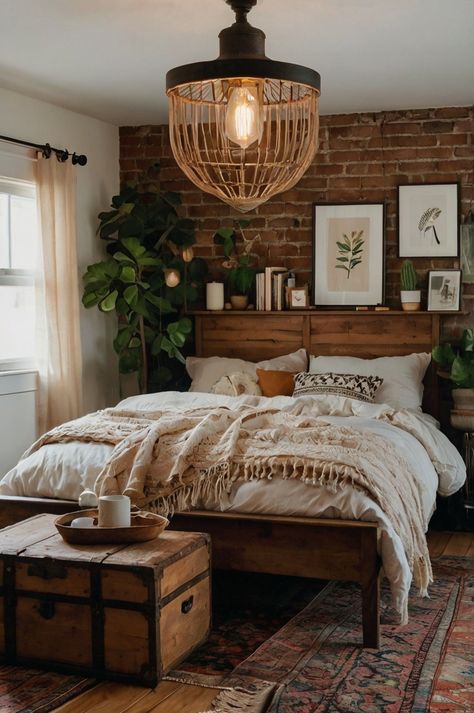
[360,529,380,648]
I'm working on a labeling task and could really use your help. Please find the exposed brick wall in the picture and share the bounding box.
[120,106,474,338]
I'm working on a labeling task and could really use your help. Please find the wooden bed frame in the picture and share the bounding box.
[0,310,441,649]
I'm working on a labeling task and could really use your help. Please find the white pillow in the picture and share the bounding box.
[187,349,308,393]
[309,353,431,411]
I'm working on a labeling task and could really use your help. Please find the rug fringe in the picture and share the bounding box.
[200,682,278,713]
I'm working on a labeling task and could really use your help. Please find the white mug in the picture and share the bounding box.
[98,495,131,528]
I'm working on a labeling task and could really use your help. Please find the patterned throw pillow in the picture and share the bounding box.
[293,372,384,403]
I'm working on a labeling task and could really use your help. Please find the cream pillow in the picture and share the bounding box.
[187,349,308,393]
[309,353,431,411]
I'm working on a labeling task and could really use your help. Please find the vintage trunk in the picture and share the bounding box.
[0,514,211,686]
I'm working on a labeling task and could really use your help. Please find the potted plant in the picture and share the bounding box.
[214,219,260,309]
[400,260,421,311]
[227,255,258,309]
[82,172,208,393]
[432,328,474,430]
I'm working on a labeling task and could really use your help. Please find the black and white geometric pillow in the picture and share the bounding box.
[293,372,384,403]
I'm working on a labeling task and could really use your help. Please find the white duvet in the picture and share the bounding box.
[0,391,466,616]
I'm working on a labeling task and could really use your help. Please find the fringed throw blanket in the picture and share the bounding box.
[26,402,432,622]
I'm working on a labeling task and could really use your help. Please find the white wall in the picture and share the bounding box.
[0,87,120,414]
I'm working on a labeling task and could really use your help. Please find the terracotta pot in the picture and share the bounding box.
[230,295,248,310]
[400,290,421,312]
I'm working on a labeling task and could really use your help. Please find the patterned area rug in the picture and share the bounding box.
[179,556,474,712]
[0,665,95,713]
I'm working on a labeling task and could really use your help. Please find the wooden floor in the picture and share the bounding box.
[52,530,473,713]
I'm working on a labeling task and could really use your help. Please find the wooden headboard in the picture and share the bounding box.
[192,310,440,418]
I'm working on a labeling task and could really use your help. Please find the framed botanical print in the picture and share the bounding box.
[312,203,385,307]
[398,183,459,257]
[427,269,461,311]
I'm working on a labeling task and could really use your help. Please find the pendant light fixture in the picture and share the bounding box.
[166,0,321,212]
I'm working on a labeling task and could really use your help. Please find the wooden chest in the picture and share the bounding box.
[0,514,211,686]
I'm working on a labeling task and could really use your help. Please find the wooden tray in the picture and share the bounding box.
[55,509,169,545]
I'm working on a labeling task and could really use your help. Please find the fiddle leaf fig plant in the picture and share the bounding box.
[82,174,208,393]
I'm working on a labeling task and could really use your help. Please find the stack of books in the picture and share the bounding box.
[256,267,289,311]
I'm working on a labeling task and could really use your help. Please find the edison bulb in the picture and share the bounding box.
[164,268,181,288]
[225,85,263,149]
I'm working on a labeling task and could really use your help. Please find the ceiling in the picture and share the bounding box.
[0,0,473,127]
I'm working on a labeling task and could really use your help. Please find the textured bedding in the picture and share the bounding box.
[0,391,465,621]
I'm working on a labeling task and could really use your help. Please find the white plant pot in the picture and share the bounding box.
[400,290,421,312]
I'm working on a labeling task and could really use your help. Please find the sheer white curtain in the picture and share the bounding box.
[35,156,83,432]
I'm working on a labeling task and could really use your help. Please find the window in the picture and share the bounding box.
[0,178,38,370]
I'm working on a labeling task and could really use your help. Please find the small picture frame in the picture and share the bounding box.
[427,269,461,312]
[288,286,309,309]
[398,183,459,257]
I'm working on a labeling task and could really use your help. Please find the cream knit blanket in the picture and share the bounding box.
[27,402,432,611]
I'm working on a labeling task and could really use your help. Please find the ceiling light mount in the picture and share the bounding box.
[166,0,321,211]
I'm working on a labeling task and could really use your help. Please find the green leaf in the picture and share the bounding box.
[118,202,135,216]
[151,334,164,356]
[121,237,147,259]
[129,336,141,348]
[178,317,192,334]
[99,290,118,312]
[132,296,150,317]
[119,349,141,374]
[113,251,136,265]
[160,335,174,356]
[120,266,136,283]
[432,343,456,368]
[82,291,102,308]
[169,330,186,348]
[336,257,349,263]
[451,355,474,387]
[116,297,130,315]
[124,285,139,307]
[215,227,234,240]
[461,329,474,353]
[336,242,351,251]
[113,327,133,354]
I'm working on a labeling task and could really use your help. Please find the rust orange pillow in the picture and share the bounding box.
[256,369,296,398]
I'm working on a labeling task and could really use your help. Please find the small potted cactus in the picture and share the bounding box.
[400,260,421,312]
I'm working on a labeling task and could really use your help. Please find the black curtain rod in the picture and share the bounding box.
[0,134,87,166]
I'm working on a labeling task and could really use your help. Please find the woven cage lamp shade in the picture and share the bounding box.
[166,1,321,213]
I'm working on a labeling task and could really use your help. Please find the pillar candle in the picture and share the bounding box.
[206,282,225,311]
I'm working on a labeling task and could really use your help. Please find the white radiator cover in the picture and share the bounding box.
[0,371,37,477]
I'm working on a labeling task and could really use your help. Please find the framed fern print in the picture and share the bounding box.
[312,202,385,306]
[398,183,459,257]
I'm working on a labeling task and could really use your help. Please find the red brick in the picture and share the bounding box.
[383,122,422,135]
[328,176,362,189]
[423,120,455,133]
[435,107,471,119]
